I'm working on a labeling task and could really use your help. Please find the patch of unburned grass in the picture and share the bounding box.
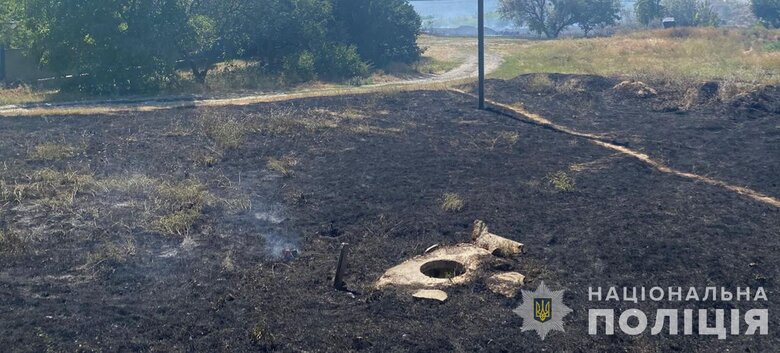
[441,192,465,212]
[547,171,576,192]
[192,151,220,167]
[527,74,555,92]
[29,143,82,161]
[413,57,460,75]
[86,238,137,267]
[151,181,210,236]
[0,86,58,106]
[490,131,520,149]
[198,115,248,149]
[493,28,780,85]
[97,175,212,236]
[266,157,299,177]
[0,168,96,205]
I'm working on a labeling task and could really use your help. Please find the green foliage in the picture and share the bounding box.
[751,0,780,28]
[662,0,720,26]
[547,171,575,192]
[499,0,620,38]
[332,0,422,66]
[0,0,30,47]
[282,50,317,83]
[316,44,370,79]
[25,0,185,94]
[18,0,419,93]
[635,0,664,25]
[766,40,780,51]
[579,0,622,35]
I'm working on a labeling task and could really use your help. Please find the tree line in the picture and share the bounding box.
[0,0,422,94]
[498,0,779,38]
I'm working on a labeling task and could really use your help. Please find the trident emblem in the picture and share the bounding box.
[534,298,552,323]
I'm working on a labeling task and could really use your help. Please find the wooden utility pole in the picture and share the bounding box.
[478,0,485,110]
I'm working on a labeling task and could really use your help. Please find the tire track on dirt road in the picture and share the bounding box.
[449,88,780,209]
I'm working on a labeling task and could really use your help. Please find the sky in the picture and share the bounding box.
[410,0,513,30]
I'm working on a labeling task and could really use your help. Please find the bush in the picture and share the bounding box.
[766,40,780,51]
[332,0,422,66]
[282,51,317,83]
[25,0,184,95]
[22,0,423,93]
[317,44,370,80]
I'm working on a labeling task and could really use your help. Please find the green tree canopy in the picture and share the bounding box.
[579,0,622,36]
[25,0,186,94]
[332,0,423,66]
[635,0,664,25]
[499,0,621,38]
[751,0,780,27]
[662,0,720,26]
[19,0,421,94]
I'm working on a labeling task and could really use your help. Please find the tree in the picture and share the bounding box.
[25,0,186,94]
[695,0,720,25]
[579,0,622,36]
[332,0,422,66]
[499,0,582,38]
[662,0,719,26]
[635,0,664,25]
[177,0,246,84]
[0,0,30,47]
[20,0,418,93]
[499,0,619,38]
[751,0,780,27]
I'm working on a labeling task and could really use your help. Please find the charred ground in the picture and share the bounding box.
[0,80,778,352]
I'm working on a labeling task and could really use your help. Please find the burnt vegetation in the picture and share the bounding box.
[0,78,777,351]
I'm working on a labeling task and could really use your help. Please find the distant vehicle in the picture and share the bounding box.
[662,17,676,28]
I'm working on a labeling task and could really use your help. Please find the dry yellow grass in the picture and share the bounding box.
[494,28,780,84]
[441,192,465,212]
[266,157,299,177]
[29,143,82,160]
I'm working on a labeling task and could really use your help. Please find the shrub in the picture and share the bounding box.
[332,0,423,66]
[317,44,371,80]
[282,51,317,83]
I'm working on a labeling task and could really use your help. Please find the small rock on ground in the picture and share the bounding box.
[412,289,448,303]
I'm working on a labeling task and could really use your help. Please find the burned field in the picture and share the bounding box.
[0,85,778,352]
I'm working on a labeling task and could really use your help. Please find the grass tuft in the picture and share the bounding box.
[199,115,248,149]
[441,192,465,212]
[547,171,576,192]
[266,157,299,177]
[29,143,82,161]
[151,180,210,236]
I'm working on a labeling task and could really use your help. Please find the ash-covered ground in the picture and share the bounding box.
[0,80,777,352]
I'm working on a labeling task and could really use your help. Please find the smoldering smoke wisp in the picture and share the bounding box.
[252,202,299,260]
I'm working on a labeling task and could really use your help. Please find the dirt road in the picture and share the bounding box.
[0,51,503,117]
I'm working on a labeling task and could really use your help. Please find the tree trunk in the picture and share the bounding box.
[189,60,208,85]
